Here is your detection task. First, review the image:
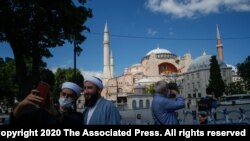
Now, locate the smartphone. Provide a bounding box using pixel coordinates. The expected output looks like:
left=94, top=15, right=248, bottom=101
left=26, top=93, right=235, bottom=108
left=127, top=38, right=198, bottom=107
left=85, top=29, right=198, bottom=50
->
left=36, top=81, right=50, bottom=108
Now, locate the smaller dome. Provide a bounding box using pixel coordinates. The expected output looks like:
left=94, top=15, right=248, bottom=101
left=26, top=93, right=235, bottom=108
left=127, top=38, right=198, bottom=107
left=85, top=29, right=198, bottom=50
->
left=227, top=64, right=237, bottom=73
left=137, top=78, right=155, bottom=83
left=146, top=47, right=172, bottom=56
left=133, top=83, right=145, bottom=89
left=187, top=53, right=227, bottom=72
left=131, top=63, right=141, bottom=67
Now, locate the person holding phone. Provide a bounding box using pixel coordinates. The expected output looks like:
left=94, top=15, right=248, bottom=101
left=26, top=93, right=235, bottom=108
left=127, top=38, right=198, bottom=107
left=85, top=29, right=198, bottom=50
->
left=11, top=81, right=83, bottom=126
left=11, top=83, right=57, bottom=126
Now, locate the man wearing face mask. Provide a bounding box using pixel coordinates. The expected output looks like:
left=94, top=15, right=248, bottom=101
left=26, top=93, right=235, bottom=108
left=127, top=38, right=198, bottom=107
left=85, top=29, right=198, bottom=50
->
left=56, top=82, right=83, bottom=126
left=82, top=76, right=121, bottom=125
left=11, top=81, right=83, bottom=126
left=151, top=80, right=185, bottom=125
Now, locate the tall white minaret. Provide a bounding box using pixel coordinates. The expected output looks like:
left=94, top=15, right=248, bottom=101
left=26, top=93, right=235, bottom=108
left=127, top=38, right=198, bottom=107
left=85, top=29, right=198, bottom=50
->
left=216, top=24, right=224, bottom=62
left=103, top=21, right=111, bottom=86
left=110, top=51, right=114, bottom=78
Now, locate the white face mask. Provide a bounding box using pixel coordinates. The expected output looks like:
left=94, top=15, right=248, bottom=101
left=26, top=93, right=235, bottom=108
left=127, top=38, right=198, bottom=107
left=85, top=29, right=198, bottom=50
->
left=58, top=97, right=74, bottom=109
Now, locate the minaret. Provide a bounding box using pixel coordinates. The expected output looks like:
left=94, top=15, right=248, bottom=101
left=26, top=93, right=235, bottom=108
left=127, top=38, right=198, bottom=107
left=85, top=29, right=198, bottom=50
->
left=110, top=51, right=114, bottom=78
left=103, top=21, right=111, bottom=86
left=216, top=24, right=224, bottom=62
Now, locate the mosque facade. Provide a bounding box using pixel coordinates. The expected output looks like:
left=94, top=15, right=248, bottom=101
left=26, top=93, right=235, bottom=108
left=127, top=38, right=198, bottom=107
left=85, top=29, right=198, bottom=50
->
left=101, top=23, right=233, bottom=109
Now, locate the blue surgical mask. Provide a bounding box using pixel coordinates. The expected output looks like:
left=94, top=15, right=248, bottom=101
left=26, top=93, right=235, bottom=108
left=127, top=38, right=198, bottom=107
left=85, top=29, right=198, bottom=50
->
left=58, top=97, right=74, bottom=109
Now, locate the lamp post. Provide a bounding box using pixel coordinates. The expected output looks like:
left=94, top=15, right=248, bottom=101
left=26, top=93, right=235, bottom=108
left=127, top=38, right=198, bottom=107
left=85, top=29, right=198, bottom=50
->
left=73, top=39, right=83, bottom=81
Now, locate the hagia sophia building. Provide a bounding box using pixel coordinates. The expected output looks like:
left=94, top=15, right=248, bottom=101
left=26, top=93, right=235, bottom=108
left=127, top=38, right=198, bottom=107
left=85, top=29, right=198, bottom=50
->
left=95, top=22, right=233, bottom=109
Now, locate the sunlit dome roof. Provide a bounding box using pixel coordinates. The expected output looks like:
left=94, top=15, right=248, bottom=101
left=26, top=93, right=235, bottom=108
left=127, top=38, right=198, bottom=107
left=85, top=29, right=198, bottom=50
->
left=131, top=63, right=141, bottom=67
left=227, top=64, right=237, bottom=73
left=146, top=47, right=172, bottom=56
left=137, top=78, right=155, bottom=83
left=187, top=52, right=227, bottom=72
left=133, top=83, right=145, bottom=89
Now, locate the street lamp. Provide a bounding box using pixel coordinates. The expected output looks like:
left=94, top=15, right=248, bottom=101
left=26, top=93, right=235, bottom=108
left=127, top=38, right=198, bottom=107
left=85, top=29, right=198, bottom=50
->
left=73, top=40, right=83, bottom=80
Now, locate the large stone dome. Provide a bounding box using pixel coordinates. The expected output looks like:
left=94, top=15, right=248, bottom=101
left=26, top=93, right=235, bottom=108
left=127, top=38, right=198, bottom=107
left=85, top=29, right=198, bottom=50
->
left=187, top=52, right=227, bottom=72
left=146, top=47, right=172, bottom=56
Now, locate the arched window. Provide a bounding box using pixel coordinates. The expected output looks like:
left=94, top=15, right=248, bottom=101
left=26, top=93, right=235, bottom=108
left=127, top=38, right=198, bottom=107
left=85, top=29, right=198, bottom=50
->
left=118, top=88, right=123, bottom=93
left=139, top=100, right=143, bottom=109
left=158, top=62, right=178, bottom=75
left=132, top=100, right=137, bottom=110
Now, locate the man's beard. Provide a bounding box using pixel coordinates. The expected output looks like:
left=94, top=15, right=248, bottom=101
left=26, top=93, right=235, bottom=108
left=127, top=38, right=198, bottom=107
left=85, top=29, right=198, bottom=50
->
left=84, top=92, right=99, bottom=107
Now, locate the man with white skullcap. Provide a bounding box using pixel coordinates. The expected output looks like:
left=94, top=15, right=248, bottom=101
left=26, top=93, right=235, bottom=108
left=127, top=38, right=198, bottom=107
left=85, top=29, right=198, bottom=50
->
left=56, top=81, right=83, bottom=125
left=12, top=81, right=83, bottom=126
left=59, top=82, right=81, bottom=112
left=83, top=76, right=121, bottom=125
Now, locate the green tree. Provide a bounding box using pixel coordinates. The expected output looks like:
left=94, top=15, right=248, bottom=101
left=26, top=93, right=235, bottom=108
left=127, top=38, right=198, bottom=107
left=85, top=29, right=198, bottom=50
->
left=224, top=81, right=246, bottom=95
left=0, top=57, right=56, bottom=106
left=0, top=57, right=19, bottom=106
left=0, top=0, right=92, bottom=99
left=146, top=84, right=155, bottom=94
left=206, top=56, right=225, bottom=98
left=53, top=68, right=83, bottom=102
left=237, top=56, right=250, bottom=92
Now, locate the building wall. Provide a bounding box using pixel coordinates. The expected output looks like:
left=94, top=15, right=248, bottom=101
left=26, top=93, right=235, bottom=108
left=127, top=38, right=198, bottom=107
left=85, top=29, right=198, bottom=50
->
left=182, top=67, right=232, bottom=107
left=142, top=53, right=159, bottom=76
left=127, top=94, right=153, bottom=110
left=141, top=53, right=187, bottom=76
left=181, top=53, right=192, bottom=73
left=103, top=50, right=193, bottom=101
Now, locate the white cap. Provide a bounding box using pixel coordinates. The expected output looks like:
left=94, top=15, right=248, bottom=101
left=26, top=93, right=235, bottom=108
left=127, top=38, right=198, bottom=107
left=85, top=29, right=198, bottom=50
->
left=61, top=82, right=81, bottom=96
left=84, top=76, right=103, bottom=89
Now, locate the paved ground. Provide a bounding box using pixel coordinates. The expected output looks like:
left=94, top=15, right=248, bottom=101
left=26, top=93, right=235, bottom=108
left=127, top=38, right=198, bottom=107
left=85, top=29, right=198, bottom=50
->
left=120, top=104, right=250, bottom=125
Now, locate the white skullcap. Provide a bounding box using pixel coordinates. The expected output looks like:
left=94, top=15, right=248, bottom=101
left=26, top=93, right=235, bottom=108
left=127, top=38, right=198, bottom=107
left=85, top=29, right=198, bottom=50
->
left=61, top=82, right=81, bottom=96
left=84, top=76, right=103, bottom=89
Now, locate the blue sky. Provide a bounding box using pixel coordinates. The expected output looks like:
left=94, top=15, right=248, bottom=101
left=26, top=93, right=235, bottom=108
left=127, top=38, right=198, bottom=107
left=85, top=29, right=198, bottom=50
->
left=1, top=0, right=250, bottom=77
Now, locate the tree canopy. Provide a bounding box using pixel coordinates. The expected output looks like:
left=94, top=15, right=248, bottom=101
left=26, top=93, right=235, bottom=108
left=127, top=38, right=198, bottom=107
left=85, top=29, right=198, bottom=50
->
left=237, top=56, right=250, bottom=92
left=225, top=81, right=246, bottom=95
left=53, top=68, right=83, bottom=101
left=0, top=57, right=18, bottom=106
left=0, top=0, right=92, bottom=99
left=206, top=56, right=225, bottom=98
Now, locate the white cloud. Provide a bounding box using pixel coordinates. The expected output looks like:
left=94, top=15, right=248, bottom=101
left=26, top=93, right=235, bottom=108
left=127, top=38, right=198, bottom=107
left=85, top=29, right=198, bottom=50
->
left=80, top=69, right=103, bottom=79
left=145, top=0, right=250, bottom=18
left=147, top=28, right=158, bottom=36
left=49, top=67, right=103, bottom=79
left=50, top=65, right=68, bottom=73
left=50, top=67, right=58, bottom=73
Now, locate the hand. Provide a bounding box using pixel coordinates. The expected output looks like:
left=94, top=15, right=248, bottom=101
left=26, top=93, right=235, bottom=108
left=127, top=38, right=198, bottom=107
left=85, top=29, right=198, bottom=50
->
left=20, top=90, right=44, bottom=107
left=13, top=89, right=44, bottom=118
left=170, top=89, right=178, bottom=96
